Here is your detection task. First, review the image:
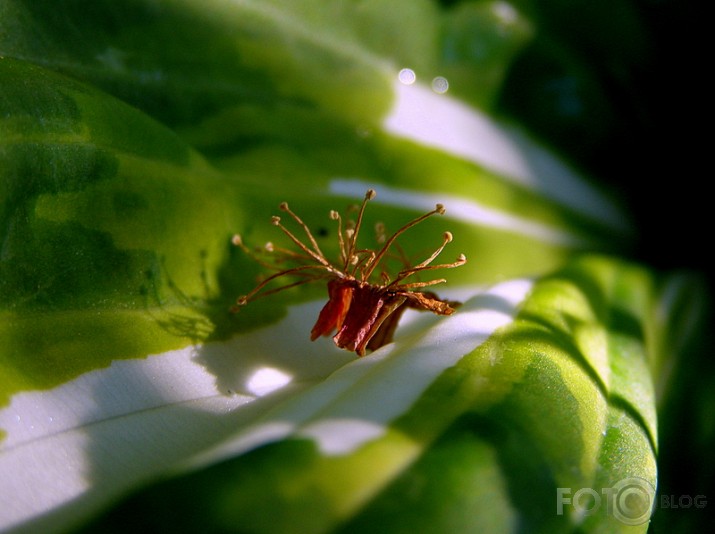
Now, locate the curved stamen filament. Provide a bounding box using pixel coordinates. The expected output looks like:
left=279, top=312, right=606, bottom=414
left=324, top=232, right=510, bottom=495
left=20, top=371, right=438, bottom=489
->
left=330, top=209, right=347, bottom=267
left=388, top=232, right=459, bottom=286
left=233, top=234, right=317, bottom=272
left=390, top=253, right=467, bottom=289
left=350, top=249, right=376, bottom=277
left=344, top=189, right=376, bottom=271
left=279, top=202, right=325, bottom=259
left=362, top=204, right=446, bottom=281
left=271, top=216, right=336, bottom=271
left=263, top=243, right=314, bottom=264
left=232, top=234, right=279, bottom=270
left=397, top=278, right=448, bottom=290
left=233, top=191, right=467, bottom=358
left=235, top=264, right=335, bottom=305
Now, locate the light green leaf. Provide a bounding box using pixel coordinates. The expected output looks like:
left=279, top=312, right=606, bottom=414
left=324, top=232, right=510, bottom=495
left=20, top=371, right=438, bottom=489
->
left=0, top=45, right=627, bottom=402
left=0, top=1, right=706, bottom=533
left=60, top=256, right=677, bottom=533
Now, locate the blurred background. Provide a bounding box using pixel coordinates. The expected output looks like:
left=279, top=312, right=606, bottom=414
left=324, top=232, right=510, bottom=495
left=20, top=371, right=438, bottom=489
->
left=492, top=0, right=708, bottom=275
left=488, top=1, right=711, bottom=530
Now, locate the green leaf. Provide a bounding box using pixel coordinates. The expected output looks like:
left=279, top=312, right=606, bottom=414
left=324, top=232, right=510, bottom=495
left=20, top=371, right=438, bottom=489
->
left=0, top=57, right=240, bottom=400
left=0, top=46, right=628, bottom=402
left=68, top=256, right=674, bottom=533
left=0, top=1, right=707, bottom=533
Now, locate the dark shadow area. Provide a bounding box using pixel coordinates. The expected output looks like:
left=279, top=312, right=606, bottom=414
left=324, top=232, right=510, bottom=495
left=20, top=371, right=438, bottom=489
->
left=498, top=0, right=711, bottom=278
left=650, top=298, right=713, bottom=532
left=339, top=408, right=574, bottom=533
left=73, top=438, right=336, bottom=534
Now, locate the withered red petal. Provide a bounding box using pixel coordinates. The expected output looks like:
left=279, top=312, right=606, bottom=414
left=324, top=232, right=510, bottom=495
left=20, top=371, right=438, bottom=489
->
left=310, top=279, right=354, bottom=340
left=333, top=285, right=406, bottom=356
left=365, top=301, right=409, bottom=353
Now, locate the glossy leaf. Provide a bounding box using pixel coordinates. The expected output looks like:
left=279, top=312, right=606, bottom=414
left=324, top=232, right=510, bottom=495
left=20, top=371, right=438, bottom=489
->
left=0, top=49, right=628, bottom=402
left=71, top=257, right=673, bottom=533
left=0, top=1, right=705, bottom=533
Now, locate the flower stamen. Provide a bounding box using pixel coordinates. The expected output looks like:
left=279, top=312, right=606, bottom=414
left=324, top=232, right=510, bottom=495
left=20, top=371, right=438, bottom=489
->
left=233, top=190, right=467, bottom=356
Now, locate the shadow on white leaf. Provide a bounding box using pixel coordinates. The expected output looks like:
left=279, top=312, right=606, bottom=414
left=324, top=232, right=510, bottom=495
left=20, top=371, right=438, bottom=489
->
left=1, top=281, right=532, bottom=534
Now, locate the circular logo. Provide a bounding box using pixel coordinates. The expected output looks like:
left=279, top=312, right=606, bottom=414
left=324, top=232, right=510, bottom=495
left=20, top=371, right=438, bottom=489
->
left=611, top=477, right=656, bottom=525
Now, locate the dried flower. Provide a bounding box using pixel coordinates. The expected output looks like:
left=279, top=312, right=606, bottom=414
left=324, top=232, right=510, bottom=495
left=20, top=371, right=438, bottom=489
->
left=233, top=189, right=466, bottom=356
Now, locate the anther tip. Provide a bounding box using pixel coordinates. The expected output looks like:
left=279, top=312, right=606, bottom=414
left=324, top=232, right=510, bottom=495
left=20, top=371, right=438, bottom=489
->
left=366, top=189, right=377, bottom=200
